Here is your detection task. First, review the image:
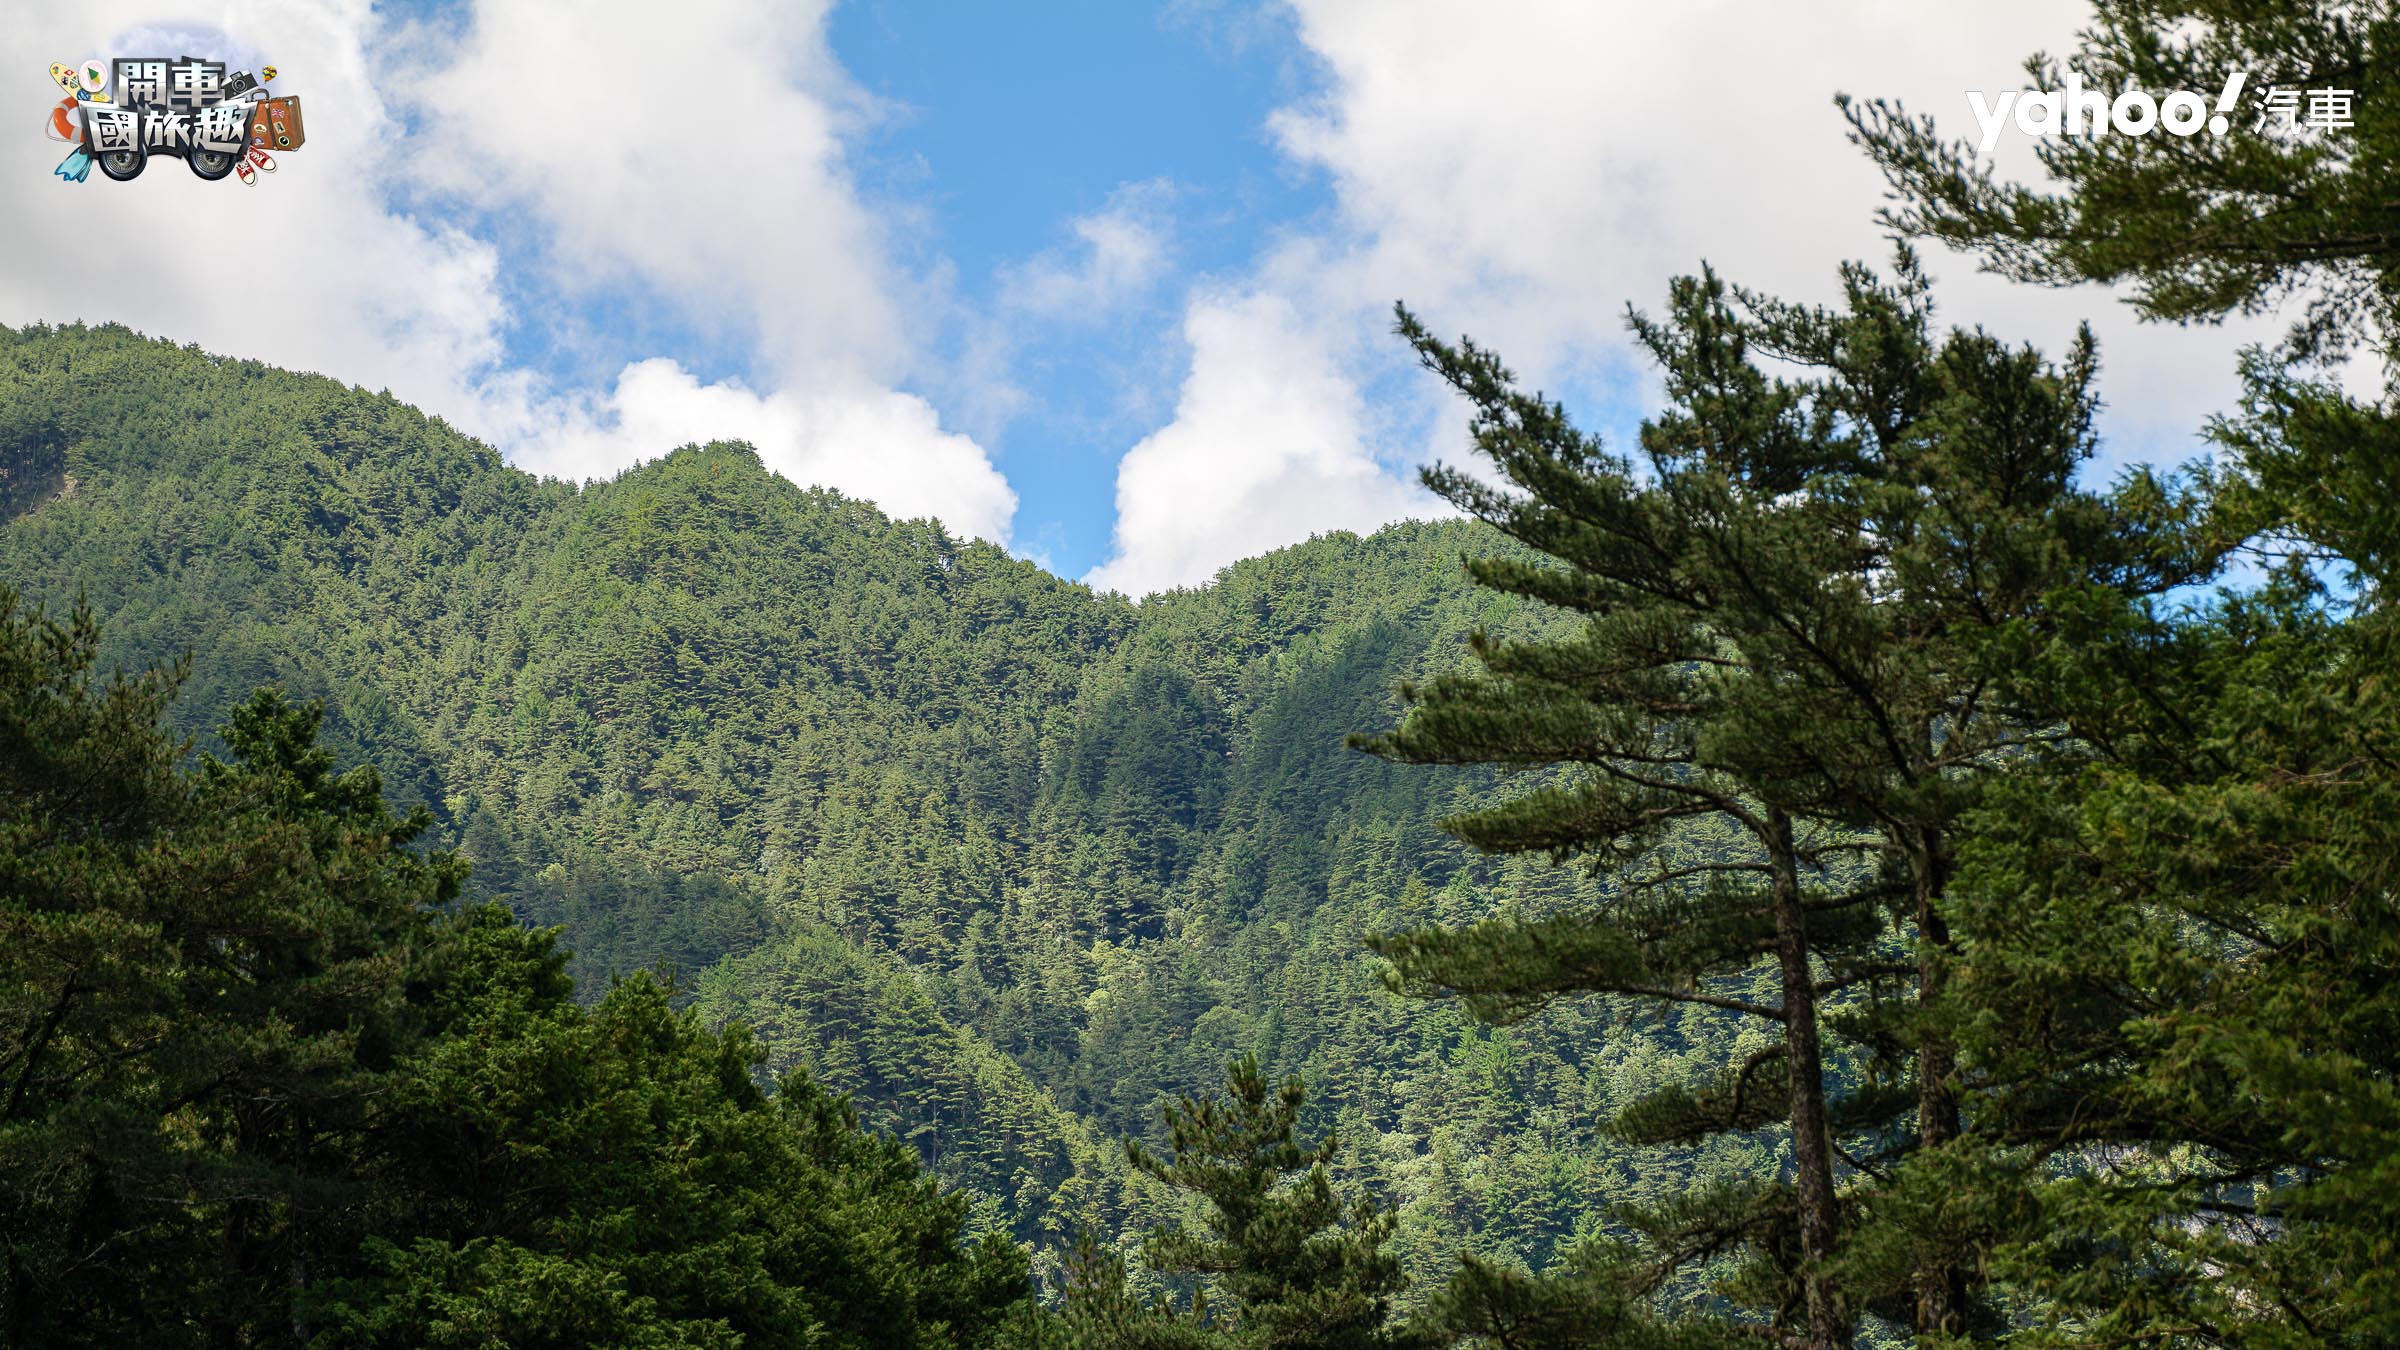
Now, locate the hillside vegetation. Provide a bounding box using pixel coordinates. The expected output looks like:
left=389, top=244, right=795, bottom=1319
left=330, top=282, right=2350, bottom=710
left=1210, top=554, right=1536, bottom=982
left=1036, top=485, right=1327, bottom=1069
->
left=10, top=5, right=2400, bottom=1336
left=0, top=322, right=1755, bottom=1299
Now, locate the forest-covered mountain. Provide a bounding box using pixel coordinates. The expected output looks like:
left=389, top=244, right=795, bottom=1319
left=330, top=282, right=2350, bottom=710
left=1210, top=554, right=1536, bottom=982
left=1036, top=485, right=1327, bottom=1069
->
left=0, top=320, right=1763, bottom=1297
left=13, top=7, right=2400, bottom=1345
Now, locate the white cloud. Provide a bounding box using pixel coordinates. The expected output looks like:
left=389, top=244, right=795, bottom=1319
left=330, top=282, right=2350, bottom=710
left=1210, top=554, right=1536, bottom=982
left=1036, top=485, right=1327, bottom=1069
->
left=1085, top=291, right=1436, bottom=598
left=508, top=358, right=1014, bottom=539
left=1, top=0, right=511, bottom=422
left=6, top=2, right=2307, bottom=581
left=998, top=180, right=1175, bottom=321
left=1264, top=0, right=2279, bottom=389
left=1090, top=0, right=2289, bottom=592
left=392, top=0, right=1018, bottom=539
left=0, top=0, right=1017, bottom=544
left=398, top=0, right=907, bottom=388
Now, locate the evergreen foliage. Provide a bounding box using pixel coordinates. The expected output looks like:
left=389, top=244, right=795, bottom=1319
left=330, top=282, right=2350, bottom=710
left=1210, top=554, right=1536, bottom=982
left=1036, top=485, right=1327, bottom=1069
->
left=0, top=586, right=1031, bottom=1346
left=0, top=321, right=1708, bottom=1306
left=1130, top=1057, right=1417, bottom=1348
left=1841, top=2, right=2400, bottom=1341
left=7, top=3, right=2400, bottom=1337
left=1841, top=0, right=2400, bottom=363
left=1359, top=250, right=2206, bottom=1343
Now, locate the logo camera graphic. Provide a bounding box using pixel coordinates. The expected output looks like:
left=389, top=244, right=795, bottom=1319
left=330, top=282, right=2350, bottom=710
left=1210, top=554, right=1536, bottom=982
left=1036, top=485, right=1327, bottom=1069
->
left=42, top=54, right=303, bottom=185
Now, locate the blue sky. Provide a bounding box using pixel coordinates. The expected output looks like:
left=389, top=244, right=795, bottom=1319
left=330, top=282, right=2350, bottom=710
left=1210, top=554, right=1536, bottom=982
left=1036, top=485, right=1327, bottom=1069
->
left=826, top=1, right=1331, bottom=575
left=351, top=0, right=1339, bottom=577
left=3, top=1, right=2287, bottom=595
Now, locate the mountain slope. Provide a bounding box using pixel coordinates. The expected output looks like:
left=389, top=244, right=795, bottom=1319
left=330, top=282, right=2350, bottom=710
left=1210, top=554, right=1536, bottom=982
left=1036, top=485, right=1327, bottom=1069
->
left=0, top=322, right=1764, bottom=1294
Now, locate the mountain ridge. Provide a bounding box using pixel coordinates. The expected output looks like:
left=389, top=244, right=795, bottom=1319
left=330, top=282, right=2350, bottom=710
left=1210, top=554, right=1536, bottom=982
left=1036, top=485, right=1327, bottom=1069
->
left=0, top=319, right=1757, bottom=1296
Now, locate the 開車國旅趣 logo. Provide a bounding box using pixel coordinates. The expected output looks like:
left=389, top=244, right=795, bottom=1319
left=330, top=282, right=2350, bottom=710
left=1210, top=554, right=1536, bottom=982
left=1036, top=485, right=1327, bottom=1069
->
left=1966, top=71, right=2355, bottom=152
left=42, top=55, right=304, bottom=185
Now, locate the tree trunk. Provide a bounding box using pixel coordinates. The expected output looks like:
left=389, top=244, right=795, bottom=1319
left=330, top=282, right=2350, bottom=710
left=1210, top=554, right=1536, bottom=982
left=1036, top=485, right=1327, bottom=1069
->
left=1912, top=836, right=1965, bottom=1337
left=1769, top=808, right=1847, bottom=1350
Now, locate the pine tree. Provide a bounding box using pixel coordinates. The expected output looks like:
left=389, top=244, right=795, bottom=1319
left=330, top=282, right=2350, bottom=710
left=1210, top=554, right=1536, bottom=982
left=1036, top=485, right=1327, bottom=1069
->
left=1053, top=1235, right=1218, bottom=1350
left=1841, top=0, right=2400, bottom=364
left=0, top=592, right=195, bottom=1339
left=0, top=592, right=466, bottom=1344
left=1840, top=3, right=2400, bottom=1336
left=1412, top=1245, right=1732, bottom=1350
left=0, top=588, right=1037, bottom=1347
left=1103, top=1057, right=1419, bottom=1350
left=1361, top=250, right=2197, bottom=1341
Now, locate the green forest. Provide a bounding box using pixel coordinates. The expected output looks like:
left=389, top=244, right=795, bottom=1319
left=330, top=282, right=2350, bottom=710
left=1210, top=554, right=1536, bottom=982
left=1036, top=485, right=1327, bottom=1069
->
left=4, top=3, right=2397, bottom=1345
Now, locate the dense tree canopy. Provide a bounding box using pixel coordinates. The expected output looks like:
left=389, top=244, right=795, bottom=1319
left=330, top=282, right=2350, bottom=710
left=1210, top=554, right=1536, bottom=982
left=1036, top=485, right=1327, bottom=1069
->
left=1831, top=2, right=2400, bottom=1342
left=8, top=2, right=2400, bottom=1341
left=0, top=586, right=1032, bottom=1347
left=0, top=321, right=1719, bottom=1313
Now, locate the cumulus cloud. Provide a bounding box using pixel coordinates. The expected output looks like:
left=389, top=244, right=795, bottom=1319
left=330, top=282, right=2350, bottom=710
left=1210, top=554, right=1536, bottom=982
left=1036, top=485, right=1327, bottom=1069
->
left=398, top=0, right=908, bottom=388
left=1, top=0, right=1017, bottom=543
left=1085, top=290, right=1436, bottom=598
left=1267, top=0, right=2282, bottom=402
left=1, top=0, right=511, bottom=421
left=6, top=2, right=2302, bottom=581
left=507, top=359, right=1014, bottom=539
left=1088, top=0, right=2285, bottom=592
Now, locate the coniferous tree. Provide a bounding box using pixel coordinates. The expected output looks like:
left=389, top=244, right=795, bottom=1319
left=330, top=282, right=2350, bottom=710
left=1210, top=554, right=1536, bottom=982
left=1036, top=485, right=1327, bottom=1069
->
left=0, top=589, right=465, bottom=1344
left=9, top=316, right=1672, bottom=1278
left=1091, top=1057, right=1419, bottom=1350
left=0, top=588, right=1036, bottom=1347
left=1, top=591, right=203, bottom=1338
left=34, top=302, right=2337, bottom=1322
left=1841, top=0, right=2400, bottom=365
left=1361, top=251, right=2202, bottom=1341
left=1839, top=3, right=2400, bottom=1337
left=319, top=919, right=1034, bottom=1350
left=1053, top=1236, right=1217, bottom=1350
left=1411, top=1245, right=1731, bottom=1350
